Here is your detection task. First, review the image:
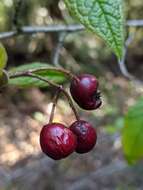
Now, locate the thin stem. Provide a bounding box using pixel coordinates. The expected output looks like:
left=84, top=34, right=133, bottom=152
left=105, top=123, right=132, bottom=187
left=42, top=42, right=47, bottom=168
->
left=19, top=72, right=60, bottom=88
left=61, top=90, right=79, bottom=121
left=9, top=72, right=79, bottom=120
left=49, top=88, right=61, bottom=123
left=9, top=67, right=75, bottom=79
left=52, top=32, right=67, bottom=67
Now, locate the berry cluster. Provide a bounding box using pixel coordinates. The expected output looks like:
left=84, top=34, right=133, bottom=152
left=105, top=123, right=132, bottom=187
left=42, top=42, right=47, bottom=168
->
left=40, top=74, right=101, bottom=160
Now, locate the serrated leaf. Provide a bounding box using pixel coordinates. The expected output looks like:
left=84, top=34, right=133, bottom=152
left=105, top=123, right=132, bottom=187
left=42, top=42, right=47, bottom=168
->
left=64, top=0, right=124, bottom=59
left=122, top=97, right=143, bottom=164
left=9, top=62, right=66, bottom=88
left=0, top=43, right=8, bottom=70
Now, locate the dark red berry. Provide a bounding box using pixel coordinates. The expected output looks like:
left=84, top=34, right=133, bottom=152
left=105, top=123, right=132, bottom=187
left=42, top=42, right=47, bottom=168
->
left=70, top=120, right=97, bottom=154
left=70, top=74, right=102, bottom=110
left=40, top=123, right=77, bottom=160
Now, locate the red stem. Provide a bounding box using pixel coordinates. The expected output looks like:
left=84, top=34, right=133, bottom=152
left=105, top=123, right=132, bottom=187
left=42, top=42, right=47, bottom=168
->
left=49, top=88, right=61, bottom=123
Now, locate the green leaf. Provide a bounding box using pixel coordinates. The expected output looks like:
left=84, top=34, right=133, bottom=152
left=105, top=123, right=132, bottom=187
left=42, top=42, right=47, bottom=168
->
left=64, top=0, right=124, bottom=59
left=0, top=43, right=8, bottom=71
left=8, top=62, right=67, bottom=88
left=122, top=97, right=143, bottom=164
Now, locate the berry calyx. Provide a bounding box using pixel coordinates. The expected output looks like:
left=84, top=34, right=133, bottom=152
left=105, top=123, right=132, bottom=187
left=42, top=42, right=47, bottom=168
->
left=40, top=123, right=77, bottom=160
left=70, top=120, right=97, bottom=154
left=70, top=74, right=102, bottom=110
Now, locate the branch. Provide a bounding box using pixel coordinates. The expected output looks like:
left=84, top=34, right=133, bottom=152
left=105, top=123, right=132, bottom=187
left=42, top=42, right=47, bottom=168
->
left=52, top=32, right=67, bottom=67
left=118, top=35, right=135, bottom=79
left=0, top=25, right=84, bottom=39
left=0, top=31, right=17, bottom=39
left=118, top=34, right=143, bottom=86
left=0, top=20, right=143, bottom=40
left=127, top=19, right=143, bottom=27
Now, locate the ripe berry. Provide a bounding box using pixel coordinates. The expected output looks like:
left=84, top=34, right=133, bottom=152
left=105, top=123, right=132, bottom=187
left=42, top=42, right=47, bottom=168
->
left=70, top=74, right=102, bottom=110
left=70, top=120, right=97, bottom=154
left=40, top=123, right=77, bottom=160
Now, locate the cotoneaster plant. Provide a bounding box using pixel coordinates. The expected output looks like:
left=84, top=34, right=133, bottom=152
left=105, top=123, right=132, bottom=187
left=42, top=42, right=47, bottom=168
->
left=1, top=51, right=102, bottom=161
left=0, top=0, right=125, bottom=161
left=7, top=67, right=102, bottom=160
left=36, top=72, right=101, bottom=160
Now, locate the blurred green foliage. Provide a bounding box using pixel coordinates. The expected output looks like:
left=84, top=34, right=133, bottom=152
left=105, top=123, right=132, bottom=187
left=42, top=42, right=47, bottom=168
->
left=0, top=43, right=7, bottom=71
left=0, top=0, right=142, bottom=30
left=105, top=117, right=124, bottom=135
left=122, top=97, right=143, bottom=164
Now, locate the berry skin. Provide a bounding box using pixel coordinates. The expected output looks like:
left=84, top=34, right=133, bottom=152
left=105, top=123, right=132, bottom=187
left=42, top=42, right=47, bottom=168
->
left=40, top=123, right=77, bottom=160
left=70, top=74, right=102, bottom=110
left=70, top=120, right=97, bottom=154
